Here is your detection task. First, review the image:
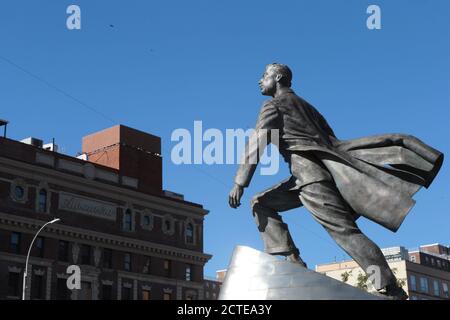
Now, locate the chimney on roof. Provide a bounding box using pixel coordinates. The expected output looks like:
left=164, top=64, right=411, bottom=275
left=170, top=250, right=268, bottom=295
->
left=82, top=125, right=162, bottom=195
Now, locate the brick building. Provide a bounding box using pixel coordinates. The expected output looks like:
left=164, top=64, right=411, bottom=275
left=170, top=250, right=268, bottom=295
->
left=203, top=277, right=222, bottom=300
left=316, top=244, right=450, bottom=300
left=0, top=124, right=212, bottom=300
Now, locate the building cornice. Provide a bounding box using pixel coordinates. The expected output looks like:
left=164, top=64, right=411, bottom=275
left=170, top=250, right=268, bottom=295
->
left=117, top=271, right=204, bottom=289
left=0, top=212, right=212, bottom=265
left=0, top=155, right=208, bottom=219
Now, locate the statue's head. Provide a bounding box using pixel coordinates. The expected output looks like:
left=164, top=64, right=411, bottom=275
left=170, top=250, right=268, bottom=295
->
left=259, top=63, right=292, bottom=96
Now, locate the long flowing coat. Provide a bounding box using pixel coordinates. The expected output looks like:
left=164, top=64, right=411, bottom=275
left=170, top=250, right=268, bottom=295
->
left=234, top=89, right=444, bottom=232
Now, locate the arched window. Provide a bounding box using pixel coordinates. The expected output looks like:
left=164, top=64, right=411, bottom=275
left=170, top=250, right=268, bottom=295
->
left=162, top=215, right=175, bottom=235
left=15, top=186, right=25, bottom=200
left=124, top=209, right=132, bottom=231
left=38, top=189, right=47, bottom=213
left=186, top=223, right=194, bottom=244
left=165, top=220, right=172, bottom=231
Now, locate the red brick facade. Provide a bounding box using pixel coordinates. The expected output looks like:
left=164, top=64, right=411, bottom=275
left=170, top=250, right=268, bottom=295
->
left=0, top=126, right=211, bottom=300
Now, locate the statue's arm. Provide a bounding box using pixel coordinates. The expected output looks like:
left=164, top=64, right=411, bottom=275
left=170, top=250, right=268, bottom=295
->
left=234, top=102, right=280, bottom=188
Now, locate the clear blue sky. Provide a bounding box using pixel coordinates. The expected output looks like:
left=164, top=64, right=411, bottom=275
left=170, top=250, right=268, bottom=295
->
left=1, top=0, right=449, bottom=278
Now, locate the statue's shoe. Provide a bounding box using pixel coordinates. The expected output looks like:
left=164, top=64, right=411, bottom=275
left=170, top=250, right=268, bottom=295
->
left=374, top=284, right=409, bottom=300
left=285, top=253, right=308, bottom=268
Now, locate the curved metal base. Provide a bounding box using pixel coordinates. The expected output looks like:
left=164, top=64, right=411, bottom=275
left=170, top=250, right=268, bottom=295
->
left=219, top=246, right=383, bottom=300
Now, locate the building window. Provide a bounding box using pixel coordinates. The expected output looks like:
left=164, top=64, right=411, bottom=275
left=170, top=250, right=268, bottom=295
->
left=410, top=255, right=416, bottom=262
left=437, top=260, right=441, bottom=268
left=8, top=272, right=21, bottom=297
left=123, top=209, right=133, bottom=231
left=185, top=265, right=192, bottom=281
left=162, top=215, right=175, bottom=235
left=431, top=258, right=435, bottom=266
left=56, top=278, right=69, bottom=300
left=409, top=275, right=416, bottom=291
left=205, top=291, right=210, bottom=299
left=433, top=280, right=440, bottom=296
left=58, top=240, right=69, bottom=262
left=103, top=248, right=113, bottom=269
left=122, top=286, right=132, bottom=300
left=80, top=281, right=92, bottom=300
left=11, top=179, right=28, bottom=203
left=185, top=291, right=197, bottom=300
left=142, top=290, right=151, bottom=300
left=164, top=260, right=171, bottom=277
left=81, top=244, right=91, bottom=265
left=38, top=189, right=48, bottom=213
left=163, top=293, right=171, bottom=300
left=10, top=232, right=21, bottom=254
left=186, top=223, right=194, bottom=244
left=102, top=285, right=113, bottom=300
left=443, top=283, right=449, bottom=298
left=15, top=186, right=25, bottom=199
left=35, top=236, right=44, bottom=258
left=124, top=253, right=132, bottom=271
left=15, top=186, right=26, bottom=201
left=141, top=211, right=154, bottom=231
left=212, top=293, right=217, bottom=299
left=419, top=277, right=428, bottom=293
left=143, top=257, right=151, bottom=274
left=425, top=256, right=430, bottom=264
left=31, top=274, right=45, bottom=300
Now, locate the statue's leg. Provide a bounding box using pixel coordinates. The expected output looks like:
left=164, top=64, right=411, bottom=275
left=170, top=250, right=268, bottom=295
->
left=251, top=177, right=302, bottom=256
left=299, top=181, right=397, bottom=290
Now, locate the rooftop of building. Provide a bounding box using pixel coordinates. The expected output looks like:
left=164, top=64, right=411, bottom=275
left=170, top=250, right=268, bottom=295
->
left=316, top=243, right=450, bottom=268
left=0, top=124, right=205, bottom=211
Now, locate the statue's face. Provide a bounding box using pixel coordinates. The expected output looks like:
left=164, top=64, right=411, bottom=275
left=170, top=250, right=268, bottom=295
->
left=259, top=66, right=278, bottom=96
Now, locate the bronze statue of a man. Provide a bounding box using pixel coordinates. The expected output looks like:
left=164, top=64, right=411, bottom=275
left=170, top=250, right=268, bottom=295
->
left=228, top=63, right=443, bottom=300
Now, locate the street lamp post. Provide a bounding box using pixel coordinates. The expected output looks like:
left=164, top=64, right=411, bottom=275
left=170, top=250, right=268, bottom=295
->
left=22, top=218, right=60, bottom=300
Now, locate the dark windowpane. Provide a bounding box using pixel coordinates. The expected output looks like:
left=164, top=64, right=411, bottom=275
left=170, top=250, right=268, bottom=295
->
left=103, top=248, right=113, bottom=269
left=186, top=265, right=192, bottom=281
left=8, top=272, right=21, bottom=297
left=124, top=253, right=131, bottom=271
left=143, top=215, right=150, bottom=226
left=122, top=287, right=132, bottom=300
left=144, top=257, right=151, bottom=274
left=14, top=186, right=25, bottom=199
left=81, top=245, right=91, bottom=265
left=56, top=278, right=69, bottom=300
left=79, top=281, right=92, bottom=300
left=35, top=237, right=44, bottom=258
left=186, top=223, right=194, bottom=243
left=124, top=210, right=132, bottom=231
left=38, top=189, right=47, bottom=212
left=58, top=241, right=69, bottom=262
left=164, top=260, right=171, bottom=277
left=31, top=274, right=45, bottom=300
left=102, top=285, right=113, bottom=300
left=10, top=232, right=21, bottom=254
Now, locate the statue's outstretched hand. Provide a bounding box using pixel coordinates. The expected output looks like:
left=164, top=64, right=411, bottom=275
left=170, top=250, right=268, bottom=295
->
left=228, top=183, right=244, bottom=209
